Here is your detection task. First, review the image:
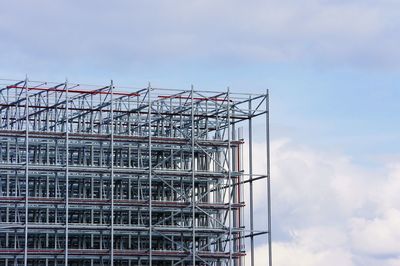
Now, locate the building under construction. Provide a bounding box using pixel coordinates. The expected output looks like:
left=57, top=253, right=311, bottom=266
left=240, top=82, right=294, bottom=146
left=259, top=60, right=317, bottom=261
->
left=0, top=78, right=271, bottom=266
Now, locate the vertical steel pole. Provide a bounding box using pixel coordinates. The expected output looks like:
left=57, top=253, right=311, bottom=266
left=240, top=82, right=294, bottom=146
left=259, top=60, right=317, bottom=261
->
left=24, top=77, right=29, bottom=266
left=227, top=88, right=232, bottom=265
left=148, top=84, right=152, bottom=265
left=110, top=80, right=114, bottom=266
left=266, top=91, right=272, bottom=266
left=248, top=97, right=254, bottom=266
left=191, top=85, right=196, bottom=265
left=65, top=79, right=69, bottom=266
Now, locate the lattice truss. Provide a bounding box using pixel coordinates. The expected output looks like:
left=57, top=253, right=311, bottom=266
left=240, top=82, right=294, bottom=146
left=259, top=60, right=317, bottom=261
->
left=0, top=78, right=270, bottom=266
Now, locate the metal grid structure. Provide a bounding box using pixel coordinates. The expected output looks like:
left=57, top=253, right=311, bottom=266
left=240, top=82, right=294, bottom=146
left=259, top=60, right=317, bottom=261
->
left=0, top=78, right=271, bottom=266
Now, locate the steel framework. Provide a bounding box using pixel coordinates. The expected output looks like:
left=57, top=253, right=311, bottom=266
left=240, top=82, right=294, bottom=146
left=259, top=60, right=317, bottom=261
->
left=0, top=78, right=271, bottom=266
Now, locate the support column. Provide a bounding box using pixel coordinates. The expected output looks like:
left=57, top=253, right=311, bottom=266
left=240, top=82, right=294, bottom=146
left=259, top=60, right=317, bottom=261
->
left=110, top=80, right=115, bottom=266
left=148, top=85, right=153, bottom=265
left=227, top=88, right=232, bottom=265
left=24, top=77, right=29, bottom=266
left=191, top=86, right=196, bottom=266
left=248, top=97, right=254, bottom=266
left=65, top=80, right=69, bottom=266
left=266, top=91, right=272, bottom=266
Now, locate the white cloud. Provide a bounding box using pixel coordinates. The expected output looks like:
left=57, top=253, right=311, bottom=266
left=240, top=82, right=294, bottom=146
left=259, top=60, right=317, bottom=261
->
left=273, top=240, right=354, bottom=266
left=269, top=138, right=379, bottom=227
left=350, top=208, right=400, bottom=256
left=379, top=163, right=400, bottom=210
left=250, top=138, right=400, bottom=265
left=248, top=228, right=353, bottom=266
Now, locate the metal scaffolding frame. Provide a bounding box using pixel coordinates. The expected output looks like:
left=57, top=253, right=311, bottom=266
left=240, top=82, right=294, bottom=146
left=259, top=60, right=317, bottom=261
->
left=0, top=78, right=271, bottom=266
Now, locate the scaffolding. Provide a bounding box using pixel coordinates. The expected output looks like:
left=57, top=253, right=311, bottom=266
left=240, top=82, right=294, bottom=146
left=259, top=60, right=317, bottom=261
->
left=0, top=78, right=271, bottom=266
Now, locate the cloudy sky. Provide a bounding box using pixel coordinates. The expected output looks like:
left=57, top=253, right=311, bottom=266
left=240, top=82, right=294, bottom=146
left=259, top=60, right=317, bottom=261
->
left=1, top=1, right=399, bottom=265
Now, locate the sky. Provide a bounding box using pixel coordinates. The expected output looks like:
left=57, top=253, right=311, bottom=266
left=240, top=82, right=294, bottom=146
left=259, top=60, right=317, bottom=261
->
left=0, top=0, right=399, bottom=265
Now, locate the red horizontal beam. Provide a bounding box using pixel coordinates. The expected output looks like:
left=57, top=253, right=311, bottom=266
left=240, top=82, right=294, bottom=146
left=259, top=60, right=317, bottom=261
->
left=0, top=197, right=244, bottom=209
left=6, top=85, right=140, bottom=97
left=0, top=249, right=245, bottom=258
left=158, top=95, right=232, bottom=102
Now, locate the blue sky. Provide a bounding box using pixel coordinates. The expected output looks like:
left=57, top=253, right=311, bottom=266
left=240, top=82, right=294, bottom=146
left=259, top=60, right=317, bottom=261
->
left=1, top=1, right=399, bottom=265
